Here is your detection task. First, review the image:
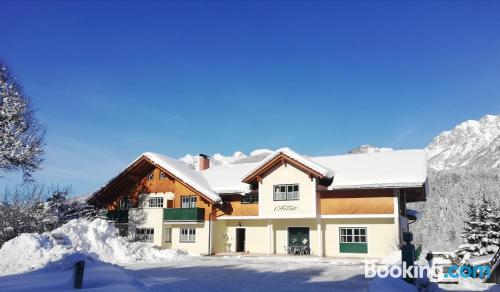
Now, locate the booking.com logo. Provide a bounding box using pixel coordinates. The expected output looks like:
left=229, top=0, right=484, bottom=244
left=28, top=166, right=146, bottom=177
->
left=444, top=265, right=491, bottom=279
left=365, top=261, right=491, bottom=279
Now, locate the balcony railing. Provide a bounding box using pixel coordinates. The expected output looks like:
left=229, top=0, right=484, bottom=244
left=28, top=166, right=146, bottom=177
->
left=163, top=208, right=205, bottom=222
left=106, top=209, right=129, bottom=223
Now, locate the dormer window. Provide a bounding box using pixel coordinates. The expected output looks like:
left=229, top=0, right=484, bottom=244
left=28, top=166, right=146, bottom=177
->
left=159, top=171, right=167, bottom=180
left=273, top=184, right=299, bottom=201
left=147, top=172, right=154, bottom=180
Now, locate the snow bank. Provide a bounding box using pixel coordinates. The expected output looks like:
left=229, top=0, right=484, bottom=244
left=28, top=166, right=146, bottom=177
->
left=377, top=250, right=402, bottom=265
left=0, top=219, right=190, bottom=276
left=468, top=254, right=495, bottom=266
left=0, top=259, right=146, bottom=291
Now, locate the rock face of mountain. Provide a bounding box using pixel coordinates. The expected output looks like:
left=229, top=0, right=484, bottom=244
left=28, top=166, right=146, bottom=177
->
left=179, top=114, right=500, bottom=173
left=345, top=145, right=394, bottom=154
left=426, top=114, right=500, bottom=171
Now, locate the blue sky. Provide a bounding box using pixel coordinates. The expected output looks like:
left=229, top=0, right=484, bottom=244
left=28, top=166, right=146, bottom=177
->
left=1, top=1, right=499, bottom=196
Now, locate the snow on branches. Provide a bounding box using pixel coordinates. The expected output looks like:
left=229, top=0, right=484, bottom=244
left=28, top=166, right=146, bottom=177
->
left=0, top=63, right=44, bottom=180
left=454, top=197, right=500, bottom=264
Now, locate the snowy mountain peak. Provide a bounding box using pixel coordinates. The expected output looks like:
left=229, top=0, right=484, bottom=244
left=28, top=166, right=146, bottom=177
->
left=426, top=114, right=500, bottom=171
left=178, top=149, right=272, bottom=169
left=346, top=145, right=394, bottom=155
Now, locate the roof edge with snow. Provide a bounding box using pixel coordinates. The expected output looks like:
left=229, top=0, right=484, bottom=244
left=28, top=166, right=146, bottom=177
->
left=241, top=147, right=333, bottom=183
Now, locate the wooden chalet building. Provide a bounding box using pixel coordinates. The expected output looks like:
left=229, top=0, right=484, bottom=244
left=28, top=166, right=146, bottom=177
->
left=87, top=147, right=428, bottom=258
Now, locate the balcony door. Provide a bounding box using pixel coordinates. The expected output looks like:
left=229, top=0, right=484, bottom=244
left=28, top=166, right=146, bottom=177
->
left=181, top=196, right=197, bottom=208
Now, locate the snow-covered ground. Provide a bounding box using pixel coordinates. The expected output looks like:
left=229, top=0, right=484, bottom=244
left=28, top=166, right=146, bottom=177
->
left=124, top=256, right=369, bottom=291
left=0, top=255, right=370, bottom=291
left=1, top=255, right=499, bottom=291
left=0, top=219, right=498, bottom=291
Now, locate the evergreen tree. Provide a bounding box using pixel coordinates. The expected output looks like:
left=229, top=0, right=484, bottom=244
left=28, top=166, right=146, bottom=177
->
left=455, top=197, right=500, bottom=264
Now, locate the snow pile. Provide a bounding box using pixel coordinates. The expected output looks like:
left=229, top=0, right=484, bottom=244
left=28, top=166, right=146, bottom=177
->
left=377, top=250, right=402, bottom=266
left=0, top=219, right=189, bottom=276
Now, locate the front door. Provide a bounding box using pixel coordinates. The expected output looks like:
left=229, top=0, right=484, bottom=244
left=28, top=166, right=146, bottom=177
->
left=236, top=228, right=246, bottom=252
left=288, top=227, right=310, bottom=247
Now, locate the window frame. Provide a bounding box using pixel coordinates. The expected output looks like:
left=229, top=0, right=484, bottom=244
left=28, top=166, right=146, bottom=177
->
left=148, top=197, right=164, bottom=208
left=181, top=196, right=197, bottom=208
left=273, top=184, right=300, bottom=201
left=135, top=228, right=154, bottom=242
left=147, top=172, right=155, bottom=180
left=339, top=227, right=368, bottom=254
left=159, top=171, right=168, bottom=180
left=180, top=228, right=196, bottom=243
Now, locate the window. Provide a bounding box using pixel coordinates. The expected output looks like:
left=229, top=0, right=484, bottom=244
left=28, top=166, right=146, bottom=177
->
left=136, top=228, right=154, bottom=242
left=164, top=228, right=172, bottom=243
left=340, top=228, right=367, bottom=243
left=147, top=172, right=154, bottom=180
left=119, top=197, right=131, bottom=210
left=241, top=194, right=258, bottom=204
left=181, top=196, right=197, bottom=208
left=273, top=184, right=299, bottom=201
left=339, top=227, right=367, bottom=253
left=118, top=226, right=129, bottom=237
left=159, top=171, right=167, bottom=180
left=180, top=228, right=196, bottom=242
left=148, top=197, right=164, bottom=208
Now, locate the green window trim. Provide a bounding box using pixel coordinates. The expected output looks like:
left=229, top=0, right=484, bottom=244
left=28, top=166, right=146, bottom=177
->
left=339, top=227, right=368, bottom=254
left=340, top=242, right=368, bottom=253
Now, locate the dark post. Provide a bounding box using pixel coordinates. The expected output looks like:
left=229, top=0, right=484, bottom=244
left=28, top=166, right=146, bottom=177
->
left=401, top=232, right=415, bottom=284
left=73, top=260, right=85, bottom=289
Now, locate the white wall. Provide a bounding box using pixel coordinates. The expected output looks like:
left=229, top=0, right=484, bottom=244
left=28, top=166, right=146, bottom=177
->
left=162, top=222, right=211, bottom=255
left=259, top=163, right=317, bottom=218
left=225, top=220, right=269, bottom=253
left=129, top=208, right=164, bottom=246
left=322, top=218, right=398, bottom=258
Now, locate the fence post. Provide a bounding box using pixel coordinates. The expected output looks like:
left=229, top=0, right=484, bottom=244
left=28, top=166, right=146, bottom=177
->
left=73, top=260, right=85, bottom=289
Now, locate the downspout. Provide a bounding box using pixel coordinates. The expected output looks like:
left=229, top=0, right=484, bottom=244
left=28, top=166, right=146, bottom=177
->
left=208, top=215, right=212, bottom=255
left=208, top=205, right=214, bottom=256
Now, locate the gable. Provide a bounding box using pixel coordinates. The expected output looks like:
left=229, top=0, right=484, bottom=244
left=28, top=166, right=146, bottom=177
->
left=242, top=152, right=328, bottom=184
left=88, top=153, right=221, bottom=208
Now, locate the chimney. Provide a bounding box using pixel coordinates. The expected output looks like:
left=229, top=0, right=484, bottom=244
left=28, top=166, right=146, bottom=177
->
left=198, top=154, right=210, bottom=171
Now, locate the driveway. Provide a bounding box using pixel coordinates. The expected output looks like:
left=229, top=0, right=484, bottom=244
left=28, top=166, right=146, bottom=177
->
left=123, top=255, right=370, bottom=291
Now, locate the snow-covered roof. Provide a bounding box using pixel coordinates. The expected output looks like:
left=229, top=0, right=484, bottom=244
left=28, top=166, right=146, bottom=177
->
left=201, top=163, right=255, bottom=194
left=143, top=152, right=221, bottom=202
left=91, top=148, right=427, bottom=204
left=310, top=149, right=428, bottom=189
left=241, top=147, right=334, bottom=181
left=200, top=149, right=427, bottom=194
